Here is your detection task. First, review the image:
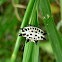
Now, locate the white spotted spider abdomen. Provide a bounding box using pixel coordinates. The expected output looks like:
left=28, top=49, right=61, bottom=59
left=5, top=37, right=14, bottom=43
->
left=19, top=25, right=46, bottom=45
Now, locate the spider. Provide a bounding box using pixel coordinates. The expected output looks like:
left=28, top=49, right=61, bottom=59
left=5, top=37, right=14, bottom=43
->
left=19, top=25, right=46, bottom=45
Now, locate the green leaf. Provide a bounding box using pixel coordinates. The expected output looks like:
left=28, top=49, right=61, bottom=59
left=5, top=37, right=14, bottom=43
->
left=39, top=0, right=62, bottom=62
left=60, top=0, right=62, bottom=19
left=23, top=0, right=39, bottom=62
left=10, top=0, right=35, bottom=62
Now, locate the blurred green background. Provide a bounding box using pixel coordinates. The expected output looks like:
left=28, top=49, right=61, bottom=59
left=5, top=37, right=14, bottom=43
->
left=0, top=0, right=62, bottom=62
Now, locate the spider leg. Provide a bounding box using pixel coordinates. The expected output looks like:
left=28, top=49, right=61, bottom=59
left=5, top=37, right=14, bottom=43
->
left=35, top=40, right=38, bottom=45
left=26, top=39, right=30, bottom=43
left=19, top=28, right=23, bottom=30
left=19, top=34, right=22, bottom=36
left=27, top=24, right=35, bottom=27
left=20, top=28, right=25, bottom=32
left=27, top=24, right=32, bottom=26
left=43, top=33, right=47, bottom=35
left=43, top=38, right=46, bottom=40
left=22, top=44, right=25, bottom=51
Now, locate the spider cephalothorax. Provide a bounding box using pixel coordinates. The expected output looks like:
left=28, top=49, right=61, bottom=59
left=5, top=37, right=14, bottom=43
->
left=19, top=25, right=46, bottom=45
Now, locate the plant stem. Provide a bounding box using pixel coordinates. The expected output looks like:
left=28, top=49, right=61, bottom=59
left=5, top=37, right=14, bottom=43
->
left=60, top=0, right=62, bottom=20
left=23, top=0, right=39, bottom=62
left=57, top=0, right=62, bottom=31
left=10, top=0, right=35, bottom=62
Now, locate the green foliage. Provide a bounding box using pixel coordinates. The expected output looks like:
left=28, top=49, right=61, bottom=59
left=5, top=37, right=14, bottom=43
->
left=23, top=0, right=39, bottom=62
left=0, top=0, right=62, bottom=62
left=60, top=0, right=62, bottom=19
left=10, top=0, right=35, bottom=62
left=39, top=0, right=62, bottom=62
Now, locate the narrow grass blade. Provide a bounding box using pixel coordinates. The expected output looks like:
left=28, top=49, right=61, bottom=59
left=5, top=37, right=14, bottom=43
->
left=10, top=0, right=35, bottom=62
left=60, top=0, right=62, bottom=20
left=39, top=0, right=62, bottom=62
left=23, top=0, right=39, bottom=62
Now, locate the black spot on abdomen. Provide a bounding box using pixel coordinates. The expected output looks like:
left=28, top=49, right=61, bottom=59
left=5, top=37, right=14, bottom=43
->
left=33, top=28, right=34, bottom=29
left=38, top=37, right=39, bottom=38
left=31, top=31, right=33, bottom=32
left=35, top=28, right=36, bottom=30
left=35, top=31, right=37, bottom=33
left=41, top=31, right=43, bottom=33
left=22, top=33, right=26, bottom=36
left=30, top=34, right=32, bottom=35
left=39, top=30, right=40, bottom=32
left=25, top=29, right=27, bottom=31
left=22, top=30, right=25, bottom=32
left=29, top=37, right=32, bottom=38
left=26, top=34, right=29, bottom=36
left=41, top=36, right=43, bottom=38
left=27, top=28, right=29, bottom=30
left=35, top=35, right=37, bottom=36
left=37, top=29, right=38, bottom=30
